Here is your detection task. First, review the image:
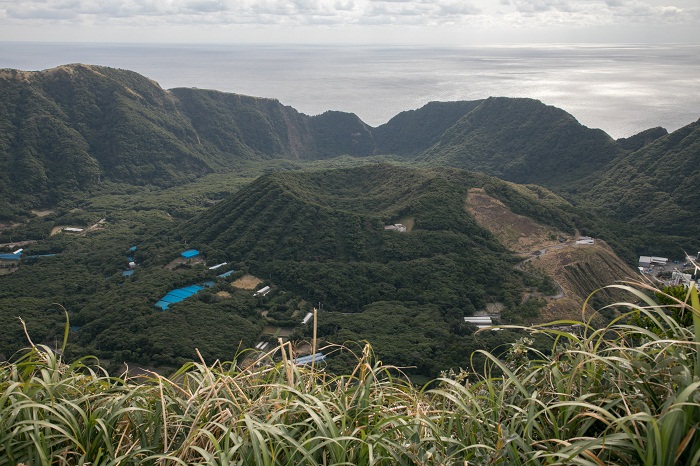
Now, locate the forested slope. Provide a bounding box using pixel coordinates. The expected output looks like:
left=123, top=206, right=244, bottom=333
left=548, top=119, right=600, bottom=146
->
left=586, top=118, right=700, bottom=238
left=418, top=97, right=624, bottom=192
left=0, top=65, right=378, bottom=215
left=372, top=100, right=482, bottom=155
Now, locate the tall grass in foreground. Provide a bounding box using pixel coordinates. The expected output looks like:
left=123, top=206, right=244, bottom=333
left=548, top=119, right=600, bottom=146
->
left=1, top=281, right=699, bottom=465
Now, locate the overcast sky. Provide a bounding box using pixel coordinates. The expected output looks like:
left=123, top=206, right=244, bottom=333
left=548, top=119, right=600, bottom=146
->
left=0, top=0, right=698, bottom=44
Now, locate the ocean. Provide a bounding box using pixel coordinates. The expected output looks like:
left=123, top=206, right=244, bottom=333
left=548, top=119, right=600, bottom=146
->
left=1, top=42, right=698, bottom=139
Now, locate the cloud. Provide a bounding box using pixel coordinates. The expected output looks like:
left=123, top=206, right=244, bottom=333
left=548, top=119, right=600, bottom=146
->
left=0, top=0, right=697, bottom=39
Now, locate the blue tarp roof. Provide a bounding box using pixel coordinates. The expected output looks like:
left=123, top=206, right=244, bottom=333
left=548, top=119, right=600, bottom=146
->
left=122, top=270, right=134, bottom=277
left=129, top=246, right=137, bottom=251
left=155, top=283, right=212, bottom=310
left=0, top=252, right=21, bottom=260
left=218, top=270, right=235, bottom=278
left=181, top=249, right=200, bottom=259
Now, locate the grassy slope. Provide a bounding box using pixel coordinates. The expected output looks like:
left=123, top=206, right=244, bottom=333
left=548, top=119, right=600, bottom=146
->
left=2, top=282, right=699, bottom=465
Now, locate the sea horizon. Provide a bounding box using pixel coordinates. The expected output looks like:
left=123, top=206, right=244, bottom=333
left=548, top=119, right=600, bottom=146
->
left=1, top=41, right=698, bottom=139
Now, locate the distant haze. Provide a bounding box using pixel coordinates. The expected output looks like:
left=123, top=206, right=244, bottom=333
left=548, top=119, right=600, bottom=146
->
left=1, top=42, right=698, bottom=139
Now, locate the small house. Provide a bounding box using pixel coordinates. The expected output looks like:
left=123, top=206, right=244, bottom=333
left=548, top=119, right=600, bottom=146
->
left=384, top=224, right=407, bottom=233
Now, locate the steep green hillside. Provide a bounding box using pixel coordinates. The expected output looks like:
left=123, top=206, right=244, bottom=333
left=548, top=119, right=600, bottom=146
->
left=616, top=126, right=668, bottom=151
left=587, top=119, right=700, bottom=238
left=183, top=165, right=517, bottom=310
left=171, top=87, right=311, bottom=161
left=171, top=89, right=376, bottom=160
left=180, top=164, right=592, bottom=376
left=0, top=65, right=211, bottom=208
left=0, top=65, right=379, bottom=213
left=419, top=97, right=624, bottom=192
left=372, top=100, right=482, bottom=155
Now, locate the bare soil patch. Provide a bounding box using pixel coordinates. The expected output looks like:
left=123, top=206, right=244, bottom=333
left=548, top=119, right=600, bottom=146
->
left=231, top=274, right=263, bottom=290
left=526, top=241, right=638, bottom=322
left=30, top=209, right=54, bottom=217
left=397, top=217, right=415, bottom=232
left=466, top=188, right=568, bottom=254
left=466, top=188, right=637, bottom=323
left=215, top=291, right=232, bottom=298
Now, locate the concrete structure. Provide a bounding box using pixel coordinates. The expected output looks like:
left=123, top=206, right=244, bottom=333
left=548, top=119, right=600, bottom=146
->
left=639, top=256, right=669, bottom=267
left=255, top=341, right=270, bottom=351
left=671, top=271, right=692, bottom=286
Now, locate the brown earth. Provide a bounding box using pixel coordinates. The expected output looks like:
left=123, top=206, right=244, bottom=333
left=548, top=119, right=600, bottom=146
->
left=397, top=217, right=415, bottom=232
left=466, top=188, right=570, bottom=254
left=30, top=210, right=54, bottom=217
left=231, top=274, right=263, bottom=290
left=466, top=188, right=638, bottom=322
left=525, top=242, right=638, bottom=322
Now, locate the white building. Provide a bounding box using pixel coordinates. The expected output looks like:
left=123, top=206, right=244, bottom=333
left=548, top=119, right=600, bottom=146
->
left=464, top=316, right=493, bottom=329
left=639, top=256, right=668, bottom=267
left=384, top=224, right=407, bottom=232
left=576, top=236, right=594, bottom=245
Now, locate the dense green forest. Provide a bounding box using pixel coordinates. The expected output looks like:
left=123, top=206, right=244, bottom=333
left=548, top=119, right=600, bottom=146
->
left=1, top=164, right=566, bottom=378
left=1, top=63, right=698, bottom=379
left=2, top=64, right=697, bottom=255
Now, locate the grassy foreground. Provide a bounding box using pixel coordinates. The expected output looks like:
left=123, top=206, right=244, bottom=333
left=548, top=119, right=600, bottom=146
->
left=2, top=282, right=700, bottom=465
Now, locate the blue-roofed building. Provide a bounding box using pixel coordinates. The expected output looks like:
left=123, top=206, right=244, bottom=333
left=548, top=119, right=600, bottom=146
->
left=218, top=270, right=235, bottom=278
left=155, top=282, right=213, bottom=310
left=0, top=250, right=22, bottom=261
left=25, top=254, right=57, bottom=259
left=128, top=246, right=137, bottom=251
left=122, top=270, right=134, bottom=277
left=181, top=249, right=200, bottom=259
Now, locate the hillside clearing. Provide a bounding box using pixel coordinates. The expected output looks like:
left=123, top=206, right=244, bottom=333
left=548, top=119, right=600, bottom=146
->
left=231, top=274, right=263, bottom=290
